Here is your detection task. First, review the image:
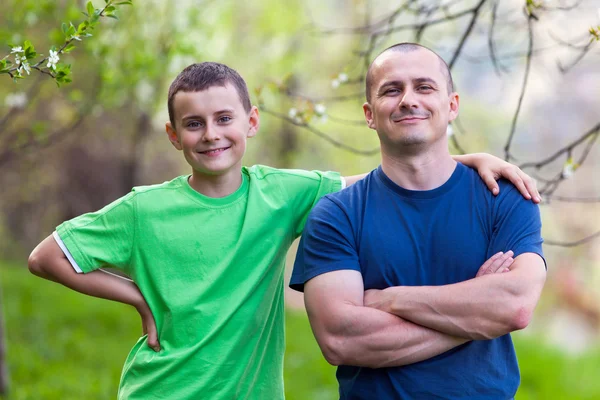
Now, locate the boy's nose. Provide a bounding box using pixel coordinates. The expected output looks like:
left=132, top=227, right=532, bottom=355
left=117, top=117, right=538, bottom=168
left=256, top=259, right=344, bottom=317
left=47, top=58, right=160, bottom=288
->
left=202, top=125, right=220, bottom=141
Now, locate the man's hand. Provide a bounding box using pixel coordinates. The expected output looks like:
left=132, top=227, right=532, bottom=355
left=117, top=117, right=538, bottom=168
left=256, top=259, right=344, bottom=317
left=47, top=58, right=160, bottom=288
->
left=136, top=301, right=160, bottom=352
left=365, top=251, right=515, bottom=313
left=453, top=153, right=541, bottom=203
left=475, top=251, right=514, bottom=277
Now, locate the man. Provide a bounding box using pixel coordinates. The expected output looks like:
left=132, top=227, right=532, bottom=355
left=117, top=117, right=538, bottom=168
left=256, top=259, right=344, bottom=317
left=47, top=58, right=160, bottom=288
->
left=290, top=43, right=546, bottom=399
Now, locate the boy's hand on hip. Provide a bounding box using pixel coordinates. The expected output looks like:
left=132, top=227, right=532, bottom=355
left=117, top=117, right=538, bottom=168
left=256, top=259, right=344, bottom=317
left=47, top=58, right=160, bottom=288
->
left=137, top=303, right=160, bottom=352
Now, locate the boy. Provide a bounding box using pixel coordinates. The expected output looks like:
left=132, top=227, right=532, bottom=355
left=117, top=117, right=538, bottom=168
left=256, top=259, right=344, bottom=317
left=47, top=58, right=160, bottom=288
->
left=28, top=62, right=539, bottom=399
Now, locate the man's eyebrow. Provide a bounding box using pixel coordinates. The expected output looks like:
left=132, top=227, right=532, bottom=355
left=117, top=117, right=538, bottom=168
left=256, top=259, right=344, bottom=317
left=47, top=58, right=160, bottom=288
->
left=413, top=77, right=438, bottom=86
left=379, top=80, right=403, bottom=90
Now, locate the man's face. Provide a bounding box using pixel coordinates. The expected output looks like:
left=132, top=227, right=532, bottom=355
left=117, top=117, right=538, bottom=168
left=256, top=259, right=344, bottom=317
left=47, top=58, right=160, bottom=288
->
left=363, top=49, right=458, bottom=151
left=166, top=83, right=258, bottom=178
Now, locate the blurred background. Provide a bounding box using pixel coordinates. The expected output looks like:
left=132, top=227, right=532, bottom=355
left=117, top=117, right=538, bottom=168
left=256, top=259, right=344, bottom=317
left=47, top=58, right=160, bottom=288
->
left=1, top=0, right=599, bottom=399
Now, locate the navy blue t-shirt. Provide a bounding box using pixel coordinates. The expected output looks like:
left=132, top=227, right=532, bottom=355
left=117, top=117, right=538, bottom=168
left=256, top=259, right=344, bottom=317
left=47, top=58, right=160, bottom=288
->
left=290, top=163, right=544, bottom=400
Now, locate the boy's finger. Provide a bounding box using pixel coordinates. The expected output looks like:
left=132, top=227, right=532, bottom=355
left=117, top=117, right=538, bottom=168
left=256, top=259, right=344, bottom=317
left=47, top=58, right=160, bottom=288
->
left=146, top=325, right=161, bottom=352
left=481, top=172, right=499, bottom=196
left=506, top=169, right=530, bottom=200
left=521, top=172, right=541, bottom=203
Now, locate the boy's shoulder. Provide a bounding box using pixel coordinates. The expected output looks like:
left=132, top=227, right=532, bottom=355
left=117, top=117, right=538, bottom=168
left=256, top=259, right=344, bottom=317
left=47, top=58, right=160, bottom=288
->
left=244, top=164, right=340, bottom=184
left=131, top=175, right=187, bottom=195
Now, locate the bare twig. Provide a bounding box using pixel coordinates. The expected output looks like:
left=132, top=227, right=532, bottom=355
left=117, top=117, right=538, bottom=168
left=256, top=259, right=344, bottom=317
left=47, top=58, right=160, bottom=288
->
left=262, top=107, right=379, bottom=156
left=519, top=121, right=600, bottom=169
left=504, top=13, right=535, bottom=161
left=448, top=0, right=487, bottom=69
left=544, top=230, right=600, bottom=247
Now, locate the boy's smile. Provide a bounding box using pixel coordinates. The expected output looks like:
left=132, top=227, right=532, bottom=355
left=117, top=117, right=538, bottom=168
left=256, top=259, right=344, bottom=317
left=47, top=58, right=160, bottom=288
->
left=165, top=84, right=259, bottom=196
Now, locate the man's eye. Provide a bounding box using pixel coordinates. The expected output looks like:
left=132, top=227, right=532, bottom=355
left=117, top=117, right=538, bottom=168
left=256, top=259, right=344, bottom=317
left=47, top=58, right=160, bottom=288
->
left=385, top=88, right=400, bottom=95
left=418, top=85, right=433, bottom=91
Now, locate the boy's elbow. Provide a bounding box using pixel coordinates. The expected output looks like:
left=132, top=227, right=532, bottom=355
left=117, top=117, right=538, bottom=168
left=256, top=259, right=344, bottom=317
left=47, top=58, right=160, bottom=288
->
left=28, top=246, right=53, bottom=278
left=28, top=249, right=44, bottom=276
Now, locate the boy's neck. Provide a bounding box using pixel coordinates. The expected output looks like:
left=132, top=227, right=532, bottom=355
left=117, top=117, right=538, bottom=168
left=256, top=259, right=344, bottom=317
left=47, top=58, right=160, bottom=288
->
left=188, top=169, right=243, bottom=198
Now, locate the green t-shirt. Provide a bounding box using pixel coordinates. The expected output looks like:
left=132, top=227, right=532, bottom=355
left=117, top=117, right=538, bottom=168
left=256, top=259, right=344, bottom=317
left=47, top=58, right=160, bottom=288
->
left=55, top=165, right=342, bottom=399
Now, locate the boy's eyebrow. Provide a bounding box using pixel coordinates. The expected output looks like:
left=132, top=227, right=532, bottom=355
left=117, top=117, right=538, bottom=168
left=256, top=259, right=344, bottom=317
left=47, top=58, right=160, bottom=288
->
left=181, top=109, right=235, bottom=120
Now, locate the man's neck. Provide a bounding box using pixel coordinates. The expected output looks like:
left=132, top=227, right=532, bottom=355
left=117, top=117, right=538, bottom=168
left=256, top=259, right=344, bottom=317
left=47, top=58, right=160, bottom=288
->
left=380, top=142, right=456, bottom=191
left=188, top=168, right=243, bottom=198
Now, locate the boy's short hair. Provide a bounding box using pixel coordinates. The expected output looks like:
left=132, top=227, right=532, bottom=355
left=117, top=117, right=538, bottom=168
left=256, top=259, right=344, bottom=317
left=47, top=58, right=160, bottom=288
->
left=167, top=62, right=252, bottom=127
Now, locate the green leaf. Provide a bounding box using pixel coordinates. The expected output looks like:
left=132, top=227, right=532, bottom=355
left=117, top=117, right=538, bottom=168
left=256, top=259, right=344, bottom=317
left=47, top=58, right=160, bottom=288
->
left=61, top=22, right=68, bottom=34
left=106, top=14, right=119, bottom=20
left=63, top=44, right=76, bottom=53
left=87, top=1, right=95, bottom=17
left=115, top=1, right=133, bottom=5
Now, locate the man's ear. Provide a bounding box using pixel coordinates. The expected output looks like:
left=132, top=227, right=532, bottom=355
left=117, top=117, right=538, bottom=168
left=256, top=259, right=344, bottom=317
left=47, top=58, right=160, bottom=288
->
left=448, top=92, right=459, bottom=123
left=165, top=122, right=182, bottom=150
left=247, top=106, right=260, bottom=138
left=363, top=102, right=376, bottom=130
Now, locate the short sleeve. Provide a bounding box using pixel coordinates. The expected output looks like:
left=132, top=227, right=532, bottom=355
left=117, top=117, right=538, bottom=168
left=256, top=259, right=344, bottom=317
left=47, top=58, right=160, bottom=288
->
left=290, top=196, right=360, bottom=292
left=488, top=183, right=545, bottom=267
left=287, top=171, right=342, bottom=237
left=55, top=191, right=136, bottom=274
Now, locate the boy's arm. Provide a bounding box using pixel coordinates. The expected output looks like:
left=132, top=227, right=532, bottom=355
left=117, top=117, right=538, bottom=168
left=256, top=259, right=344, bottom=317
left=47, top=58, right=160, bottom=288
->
left=28, top=234, right=160, bottom=351
left=452, top=153, right=540, bottom=202
left=343, top=153, right=541, bottom=203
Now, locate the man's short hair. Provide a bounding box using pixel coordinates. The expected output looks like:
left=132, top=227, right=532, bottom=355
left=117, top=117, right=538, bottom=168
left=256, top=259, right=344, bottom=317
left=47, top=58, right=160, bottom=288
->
left=167, top=62, right=252, bottom=127
left=365, top=43, right=455, bottom=103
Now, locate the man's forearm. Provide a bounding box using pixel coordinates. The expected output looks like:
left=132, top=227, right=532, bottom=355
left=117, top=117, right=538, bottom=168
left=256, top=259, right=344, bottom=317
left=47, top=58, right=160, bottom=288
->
left=370, top=256, right=545, bottom=340
left=307, top=301, right=467, bottom=369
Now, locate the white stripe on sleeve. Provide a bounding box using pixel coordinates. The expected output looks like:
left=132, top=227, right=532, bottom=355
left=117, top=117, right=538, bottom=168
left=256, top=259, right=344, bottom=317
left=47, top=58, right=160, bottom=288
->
left=52, top=231, right=83, bottom=273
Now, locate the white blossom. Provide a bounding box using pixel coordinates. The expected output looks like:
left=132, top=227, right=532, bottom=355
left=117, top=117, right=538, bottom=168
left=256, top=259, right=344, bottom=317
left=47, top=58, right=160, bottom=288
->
left=314, top=103, right=326, bottom=116
left=10, top=46, right=23, bottom=54
left=15, top=54, right=27, bottom=66
left=338, top=72, right=348, bottom=83
left=46, top=49, right=60, bottom=70
left=331, top=79, right=340, bottom=89
left=446, top=124, right=454, bottom=137
left=316, top=114, right=328, bottom=124
left=19, top=61, right=31, bottom=75
left=562, top=162, right=575, bottom=179
left=293, top=116, right=303, bottom=124
left=288, top=108, right=298, bottom=118
left=4, top=92, right=27, bottom=109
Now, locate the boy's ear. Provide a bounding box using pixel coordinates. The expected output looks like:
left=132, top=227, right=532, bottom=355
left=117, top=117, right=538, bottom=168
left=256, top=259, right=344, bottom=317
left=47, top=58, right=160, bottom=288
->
left=247, top=106, right=259, bottom=138
left=165, top=122, right=182, bottom=150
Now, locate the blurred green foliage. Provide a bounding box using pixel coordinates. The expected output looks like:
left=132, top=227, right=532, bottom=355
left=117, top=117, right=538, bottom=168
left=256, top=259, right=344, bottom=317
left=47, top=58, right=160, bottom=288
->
left=1, top=263, right=600, bottom=400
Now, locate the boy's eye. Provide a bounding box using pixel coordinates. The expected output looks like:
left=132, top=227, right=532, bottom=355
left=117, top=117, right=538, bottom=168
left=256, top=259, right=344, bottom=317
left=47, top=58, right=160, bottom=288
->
left=187, top=121, right=203, bottom=128
left=218, top=116, right=232, bottom=123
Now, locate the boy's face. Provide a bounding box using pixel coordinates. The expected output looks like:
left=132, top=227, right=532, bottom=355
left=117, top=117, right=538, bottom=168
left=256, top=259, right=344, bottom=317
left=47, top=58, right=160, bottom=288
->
left=166, top=84, right=259, bottom=179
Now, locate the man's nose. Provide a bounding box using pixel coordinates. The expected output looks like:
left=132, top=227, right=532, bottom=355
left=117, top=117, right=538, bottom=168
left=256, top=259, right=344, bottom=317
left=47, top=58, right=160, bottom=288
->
left=399, top=89, right=418, bottom=108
